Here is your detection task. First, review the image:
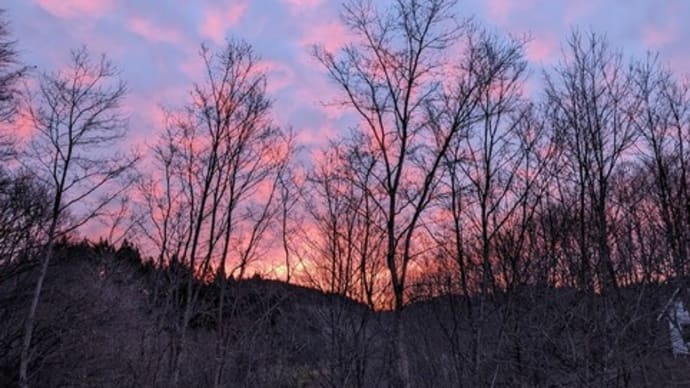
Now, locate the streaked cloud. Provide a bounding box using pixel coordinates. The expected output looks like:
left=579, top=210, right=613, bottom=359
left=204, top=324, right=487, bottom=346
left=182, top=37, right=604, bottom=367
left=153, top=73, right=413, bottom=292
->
left=34, top=0, right=113, bottom=19
left=128, top=16, right=186, bottom=45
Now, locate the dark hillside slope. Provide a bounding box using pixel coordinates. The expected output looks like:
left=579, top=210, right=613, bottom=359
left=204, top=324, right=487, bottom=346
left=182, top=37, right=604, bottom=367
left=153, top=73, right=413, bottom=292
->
left=0, top=242, right=380, bottom=387
left=2, top=242, right=690, bottom=387
left=403, top=285, right=690, bottom=386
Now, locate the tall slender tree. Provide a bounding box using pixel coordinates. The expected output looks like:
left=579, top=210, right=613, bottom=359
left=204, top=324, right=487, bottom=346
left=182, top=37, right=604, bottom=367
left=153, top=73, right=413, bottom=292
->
left=545, top=31, right=638, bottom=292
left=137, top=39, right=292, bottom=387
left=19, top=48, right=137, bottom=388
left=315, top=0, right=527, bottom=385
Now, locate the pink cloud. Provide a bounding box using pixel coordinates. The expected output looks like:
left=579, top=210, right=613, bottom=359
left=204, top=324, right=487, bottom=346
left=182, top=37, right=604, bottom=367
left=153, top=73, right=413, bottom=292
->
left=256, top=60, right=296, bottom=94
left=290, top=58, right=343, bottom=116
left=295, top=123, right=338, bottom=148
left=485, top=0, right=538, bottom=25
left=179, top=49, right=295, bottom=99
left=121, top=83, right=191, bottom=149
left=486, top=0, right=515, bottom=23
left=526, top=36, right=558, bottom=63
left=128, top=16, right=184, bottom=45
left=199, top=1, right=247, bottom=44
left=11, top=110, right=35, bottom=140
left=643, top=23, right=677, bottom=48
left=299, top=20, right=350, bottom=53
left=34, top=0, right=113, bottom=19
left=180, top=54, right=205, bottom=82
left=562, top=1, right=596, bottom=25
left=281, top=0, right=321, bottom=8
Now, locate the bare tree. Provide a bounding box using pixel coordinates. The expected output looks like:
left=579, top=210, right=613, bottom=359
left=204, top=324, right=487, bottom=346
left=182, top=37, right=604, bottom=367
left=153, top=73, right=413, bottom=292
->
left=19, top=47, right=137, bottom=388
left=432, top=28, right=529, bottom=297
left=0, top=169, right=49, bottom=388
left=295, top=140, right=387, bottom=387
left=136, top=39, right=292, bottom=387
left=416, top=29, right=566, bottom=383
left=0, top=10, right=24, bottom=123
left=545, top=31, right=638, bottom=293
left=0, top=9, right=27, bottom=161
left=0, top=9, right=38, bottom=272
left=432, top=101, right=559, bottom=383
left=302, top=139, right=385, bottom=305
left=631, top=57, right=690, bottom=280
left=277, top=145, right=301, bottom=285
left=315, top=0, right=532, bottom=385
left=0, top=169, right=49, bottom=270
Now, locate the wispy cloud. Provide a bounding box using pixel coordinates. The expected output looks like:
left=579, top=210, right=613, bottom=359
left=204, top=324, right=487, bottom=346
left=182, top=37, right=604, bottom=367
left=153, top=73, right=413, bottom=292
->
left=199, top=1, right=248, bottom=44
left=35, top=0, right=114, bottom=19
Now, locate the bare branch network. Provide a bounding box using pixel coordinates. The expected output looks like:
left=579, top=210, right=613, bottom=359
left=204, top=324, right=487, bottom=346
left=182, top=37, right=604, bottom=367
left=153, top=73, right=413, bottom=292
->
left=2, top=1, right=690, bottom=387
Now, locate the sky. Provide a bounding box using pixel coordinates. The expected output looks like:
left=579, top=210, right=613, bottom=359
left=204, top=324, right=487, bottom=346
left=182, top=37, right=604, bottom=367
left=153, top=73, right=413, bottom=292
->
left=4, top=0, right=690, bottom=153
left=3, top=0, right=690, bottom=278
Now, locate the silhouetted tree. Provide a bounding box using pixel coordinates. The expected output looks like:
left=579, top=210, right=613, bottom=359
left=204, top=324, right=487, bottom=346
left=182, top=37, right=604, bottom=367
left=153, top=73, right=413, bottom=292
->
left=303, top=139, right=385, bottom=305
left=0, top=10, right=23, bottom=123
left=632, top=57, right=690, bottom=280
left=315, top=0, right=532, bottom=385
left=19, top=47, right=137, bottom=388
left=0, top=9, right=26, bottom=161
left=545, top=31, right=638, bottom=292
left=136, top=39, right=293, bottom=387
left=0, top=169, right=49, bottom=270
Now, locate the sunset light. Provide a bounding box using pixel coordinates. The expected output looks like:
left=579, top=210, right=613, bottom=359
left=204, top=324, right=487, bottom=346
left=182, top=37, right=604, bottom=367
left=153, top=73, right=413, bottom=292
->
left=3, top=1, right=690, bottom=387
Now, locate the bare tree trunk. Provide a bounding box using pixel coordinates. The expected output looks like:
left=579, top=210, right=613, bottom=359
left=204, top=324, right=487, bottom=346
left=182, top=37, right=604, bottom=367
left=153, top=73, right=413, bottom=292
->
left=18, top=221, right=56, bottom=388
left=392, top=309, right=411, bottom=388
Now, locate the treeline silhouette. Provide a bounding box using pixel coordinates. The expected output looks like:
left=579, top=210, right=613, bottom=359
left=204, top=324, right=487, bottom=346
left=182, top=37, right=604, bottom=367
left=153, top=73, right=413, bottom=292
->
left=2, top=1, right=690, bottom=386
